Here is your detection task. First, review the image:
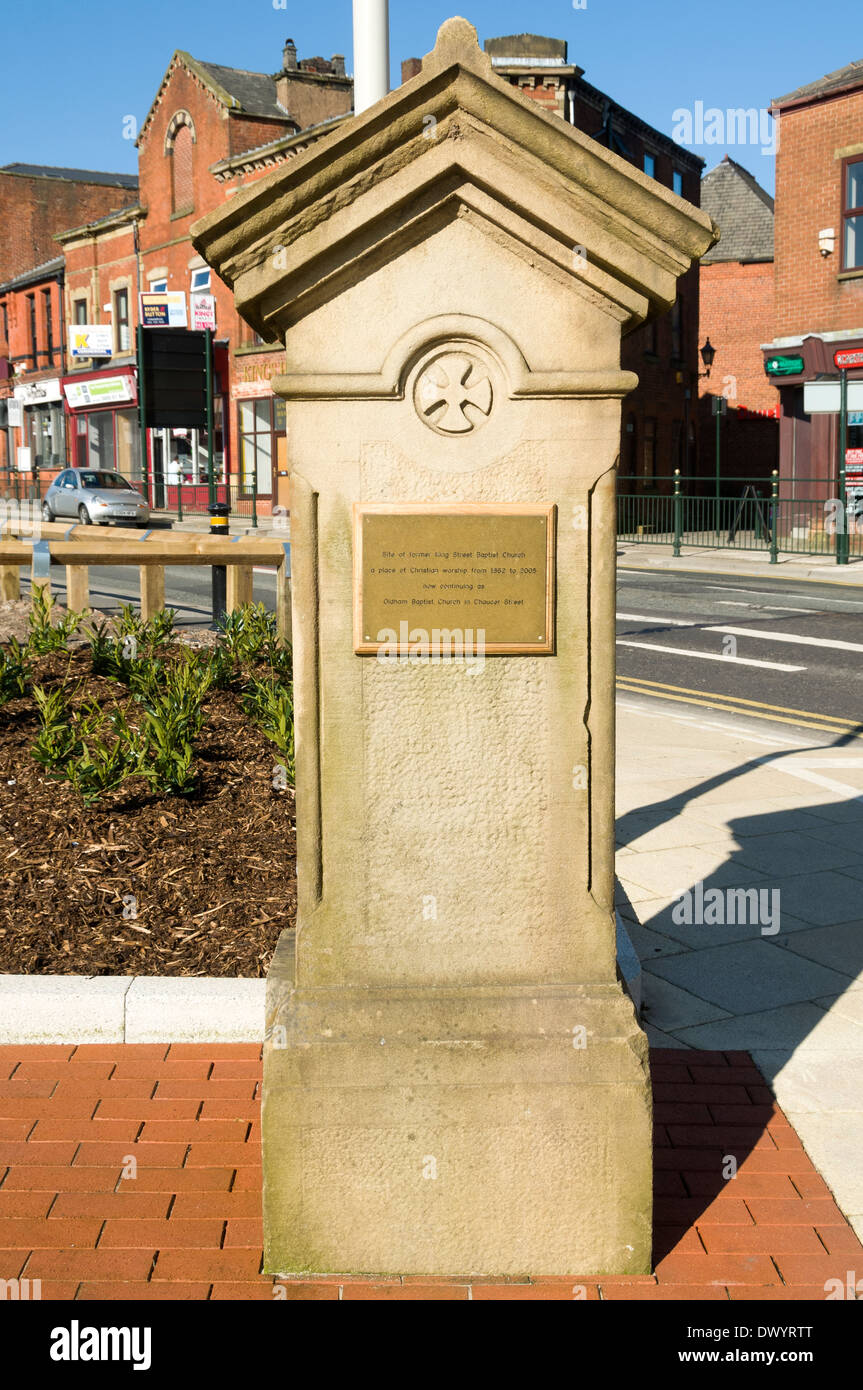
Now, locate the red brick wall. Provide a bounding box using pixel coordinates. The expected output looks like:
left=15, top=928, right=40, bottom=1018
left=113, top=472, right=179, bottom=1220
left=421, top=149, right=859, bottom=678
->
left=0, top=273, right=64, bottom=377
left=699, top=260, right=776, bottom=412
left=774, top=86, right=863, bottom=337
left=0, top=172, right=138, bottom=283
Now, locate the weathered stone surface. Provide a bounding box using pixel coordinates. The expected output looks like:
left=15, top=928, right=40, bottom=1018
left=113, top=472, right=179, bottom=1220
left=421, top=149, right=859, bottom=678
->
left=193, top=16, right=716, bottom=1276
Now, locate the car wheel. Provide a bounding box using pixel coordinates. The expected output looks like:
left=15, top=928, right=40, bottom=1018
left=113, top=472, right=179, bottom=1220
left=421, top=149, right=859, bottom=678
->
left=78, top=505, right=92, bottom=525
left=41, top=501, right=54, bottom=522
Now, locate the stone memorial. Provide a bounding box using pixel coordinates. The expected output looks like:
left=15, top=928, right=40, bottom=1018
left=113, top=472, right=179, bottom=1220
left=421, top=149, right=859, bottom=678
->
left=192, top=18, right=716, bottom=1275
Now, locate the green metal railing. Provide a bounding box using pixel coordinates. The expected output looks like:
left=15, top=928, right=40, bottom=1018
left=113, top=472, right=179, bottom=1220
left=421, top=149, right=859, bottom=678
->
left=618, top=474, right=863, bottom=563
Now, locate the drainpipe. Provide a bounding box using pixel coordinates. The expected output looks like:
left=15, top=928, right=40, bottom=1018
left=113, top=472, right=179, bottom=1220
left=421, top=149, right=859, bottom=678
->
left=352, top=0, right=389, bottom=115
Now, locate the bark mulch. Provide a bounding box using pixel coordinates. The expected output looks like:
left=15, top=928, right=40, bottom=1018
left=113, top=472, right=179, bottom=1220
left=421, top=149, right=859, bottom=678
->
left=0, top=607, right=296, bottom=978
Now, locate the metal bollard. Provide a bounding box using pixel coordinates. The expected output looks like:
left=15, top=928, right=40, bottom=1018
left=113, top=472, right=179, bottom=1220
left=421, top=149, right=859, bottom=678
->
left=210, top=501, right=230, bottom=627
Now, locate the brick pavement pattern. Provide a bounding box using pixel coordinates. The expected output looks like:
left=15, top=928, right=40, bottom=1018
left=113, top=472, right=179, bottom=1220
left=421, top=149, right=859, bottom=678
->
left=0, top=1044, right=859, bottom=1300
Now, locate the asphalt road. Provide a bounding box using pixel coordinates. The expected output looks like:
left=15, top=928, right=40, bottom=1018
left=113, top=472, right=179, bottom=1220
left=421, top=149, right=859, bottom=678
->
left=33, top=563, right=279, bottom=629
left=27, top=560, right=863, bottom=732
left=617, top=567, right=863, bottom=733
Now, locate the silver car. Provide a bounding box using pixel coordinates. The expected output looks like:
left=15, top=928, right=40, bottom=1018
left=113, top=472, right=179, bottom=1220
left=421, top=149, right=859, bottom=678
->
left=43, top=469, right=150, bottom=526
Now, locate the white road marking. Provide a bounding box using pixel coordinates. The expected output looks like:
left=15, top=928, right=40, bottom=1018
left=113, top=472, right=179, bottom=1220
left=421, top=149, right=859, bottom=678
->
left=617, top=612, right=693, bottom=626
left=615, top=639, right=806, bottom=672
left=707, top=625, right=863, bottom=655
left=772, top=764, right=863, bottom=802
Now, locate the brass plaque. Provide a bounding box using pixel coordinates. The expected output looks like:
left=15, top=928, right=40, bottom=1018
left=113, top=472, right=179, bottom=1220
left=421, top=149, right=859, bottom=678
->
left=353, top=503, right=556, bottom=655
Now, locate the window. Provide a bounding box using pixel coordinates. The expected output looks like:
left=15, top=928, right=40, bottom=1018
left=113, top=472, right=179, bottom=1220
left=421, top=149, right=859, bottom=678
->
left=843, top=157, right=863, bottom=270
left=642, top=417, right=657, bottom=483
left=672, top=170, right=684, bottom=197
left=671, top=295, right=683, bottom=362
left=644, top=316, right=658, bottom=356
left=73, top=298, right=87, bottom=325
left=27, top=294, right=37, bottom=367
left=168, top=116, right=195, bottom=215
left=238, top=398, right=284, bottom=496
left=114, top=288, right=130, bottom=353
left=42, top=288, right=54, bottom=365
left=643, top=153, right=655, bottom=178
left=149, top=278, right=168, bottom=293
left=190, top=267, right=210, bottom=294
left=1, top=300, right=8, bottom=348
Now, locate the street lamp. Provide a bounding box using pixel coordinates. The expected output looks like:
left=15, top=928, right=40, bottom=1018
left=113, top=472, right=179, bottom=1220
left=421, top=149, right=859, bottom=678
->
left=699, top=337, right=716, bottom=378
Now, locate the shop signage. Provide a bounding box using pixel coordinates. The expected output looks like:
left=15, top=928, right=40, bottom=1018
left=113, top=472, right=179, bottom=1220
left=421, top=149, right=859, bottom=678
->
left=190, top=294, right=216, bottom=331
left=834, top=348, right=863, bottom=370
left=70, top=325, right=113, bottom=358
left=845, top=448, right=863, bottom=466
left=139, top=292, right=188, bottom=328
left=7, top=400, right=22, bottom=428
left=13, top=379, right=63, bottom=405
left=63, top=375, right=137, bottom=409
left=803, top=380, right=863, bottom=414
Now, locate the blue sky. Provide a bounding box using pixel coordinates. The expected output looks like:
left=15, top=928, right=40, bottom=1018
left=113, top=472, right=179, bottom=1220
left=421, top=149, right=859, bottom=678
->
left=2, top=0, right=860, bottom=193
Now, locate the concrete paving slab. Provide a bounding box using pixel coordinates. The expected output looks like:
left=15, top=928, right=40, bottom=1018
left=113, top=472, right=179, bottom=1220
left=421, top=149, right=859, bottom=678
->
left=751, top=1050, right=863, bottom=1112
left=641, top=972, right=732, bottom=1030
left=779, top=922, right=863, bottom=978
left=676, top=1002, right=858, bottom=1052
left=773, top=871, right=863, bottom=926
left=645, top=939, right=850, bottom=1015
left=730, top=831, right=860, bottom=877
left=618, top=845, right=769, bottom=899
left=782, top=1114, right=863, bottom=1213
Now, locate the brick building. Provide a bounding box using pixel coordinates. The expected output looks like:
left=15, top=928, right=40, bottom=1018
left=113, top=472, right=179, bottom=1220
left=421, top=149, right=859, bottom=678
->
left=53, top=41, right=352, bottom=514
left=763, top=59, right=863, bottom=494
left=0, top=165, right=138, bottom=284
left=477, top=34, right=707, bottom=494
left=698, top=156, right=778, bottom=487
left=0, top=166, right=139, bottom=490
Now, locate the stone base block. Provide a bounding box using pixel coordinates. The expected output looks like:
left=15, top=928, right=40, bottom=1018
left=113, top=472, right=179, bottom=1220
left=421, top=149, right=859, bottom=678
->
left=263, top=932, right=652, bottom=1277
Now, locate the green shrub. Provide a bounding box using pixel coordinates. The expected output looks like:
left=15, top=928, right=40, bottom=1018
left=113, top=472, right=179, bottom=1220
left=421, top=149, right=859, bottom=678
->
left=31, top=683, right=80, bottom=773
left=62, top=706, right=141, bottom=808
left=27, top=589, right=85, bottom=654
left=0, top=639, right=30, bottom=704
left=243, top=676, right=294, bottom=783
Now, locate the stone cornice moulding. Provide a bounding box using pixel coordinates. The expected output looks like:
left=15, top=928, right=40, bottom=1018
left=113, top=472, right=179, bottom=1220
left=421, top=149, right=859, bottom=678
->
left=191, top=18, right=718, bottom=340
left=272, top=315, right=639, bottom=400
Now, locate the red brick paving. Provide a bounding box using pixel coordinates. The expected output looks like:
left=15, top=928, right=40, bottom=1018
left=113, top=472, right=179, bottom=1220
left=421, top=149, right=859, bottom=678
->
left=0, top=1044, right=858, bottom=1300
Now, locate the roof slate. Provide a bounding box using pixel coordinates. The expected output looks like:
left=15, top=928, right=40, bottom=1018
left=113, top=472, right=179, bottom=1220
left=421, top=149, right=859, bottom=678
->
left=774, top=58, right=863, bottom=107
left=194, top=61, right=287, bottom=120
left=700, top=156, right=774, bottom=263
left=0, top=163, right=137, bottom=187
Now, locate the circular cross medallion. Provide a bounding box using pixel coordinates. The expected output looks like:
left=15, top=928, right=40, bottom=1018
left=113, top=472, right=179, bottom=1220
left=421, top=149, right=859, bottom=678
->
left=413, top=351, right=494, bottom=435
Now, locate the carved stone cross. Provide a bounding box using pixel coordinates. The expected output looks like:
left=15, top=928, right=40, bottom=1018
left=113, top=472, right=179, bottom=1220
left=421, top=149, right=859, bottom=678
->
left=416, top=351, right=493, bottom=433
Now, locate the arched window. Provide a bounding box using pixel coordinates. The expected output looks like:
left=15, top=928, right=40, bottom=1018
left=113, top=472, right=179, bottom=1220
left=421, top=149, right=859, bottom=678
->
left=165, top=111, right=196, bottom=215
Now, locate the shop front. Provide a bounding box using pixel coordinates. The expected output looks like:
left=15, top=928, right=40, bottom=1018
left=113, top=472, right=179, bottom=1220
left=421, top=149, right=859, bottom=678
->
left=231, top=350, right=288, bottom=515
left=13, top=378, right=66, bottom=492
left=62, top=368, right=140, bottom=480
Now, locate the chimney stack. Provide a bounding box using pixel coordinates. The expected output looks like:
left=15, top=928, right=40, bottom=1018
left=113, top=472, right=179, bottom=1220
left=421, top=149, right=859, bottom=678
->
left=282, top=38, right=298, bottom=72
left=332, top=53, right=346, bottom=77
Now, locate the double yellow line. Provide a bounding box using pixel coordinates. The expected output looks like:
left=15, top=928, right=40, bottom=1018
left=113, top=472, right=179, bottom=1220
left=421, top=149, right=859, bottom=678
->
left=615, top=674, right=863, bottom=739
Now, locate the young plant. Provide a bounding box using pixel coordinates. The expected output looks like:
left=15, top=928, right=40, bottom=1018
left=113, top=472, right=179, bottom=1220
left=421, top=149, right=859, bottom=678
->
left=243, top=676, right=295, bottom=783
left=30, top=683, right=80, bottom=774
left=0, top=639, right=30, bottom=704
left=62, top=706, right=141, bottom=807
left=27, top=588, right=85, bottom=655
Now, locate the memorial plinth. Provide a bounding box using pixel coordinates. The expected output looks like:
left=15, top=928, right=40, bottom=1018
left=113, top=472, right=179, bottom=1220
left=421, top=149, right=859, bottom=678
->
left=192, top=18, right=717, bottom=1275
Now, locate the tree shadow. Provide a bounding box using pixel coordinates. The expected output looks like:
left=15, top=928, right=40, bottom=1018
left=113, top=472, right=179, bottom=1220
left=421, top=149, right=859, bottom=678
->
left=615, top=721, right=863, bottom=1262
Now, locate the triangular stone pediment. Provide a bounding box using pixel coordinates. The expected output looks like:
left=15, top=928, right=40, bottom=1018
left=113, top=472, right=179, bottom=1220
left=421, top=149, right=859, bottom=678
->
left=192, top=18, right=716, bottom=338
